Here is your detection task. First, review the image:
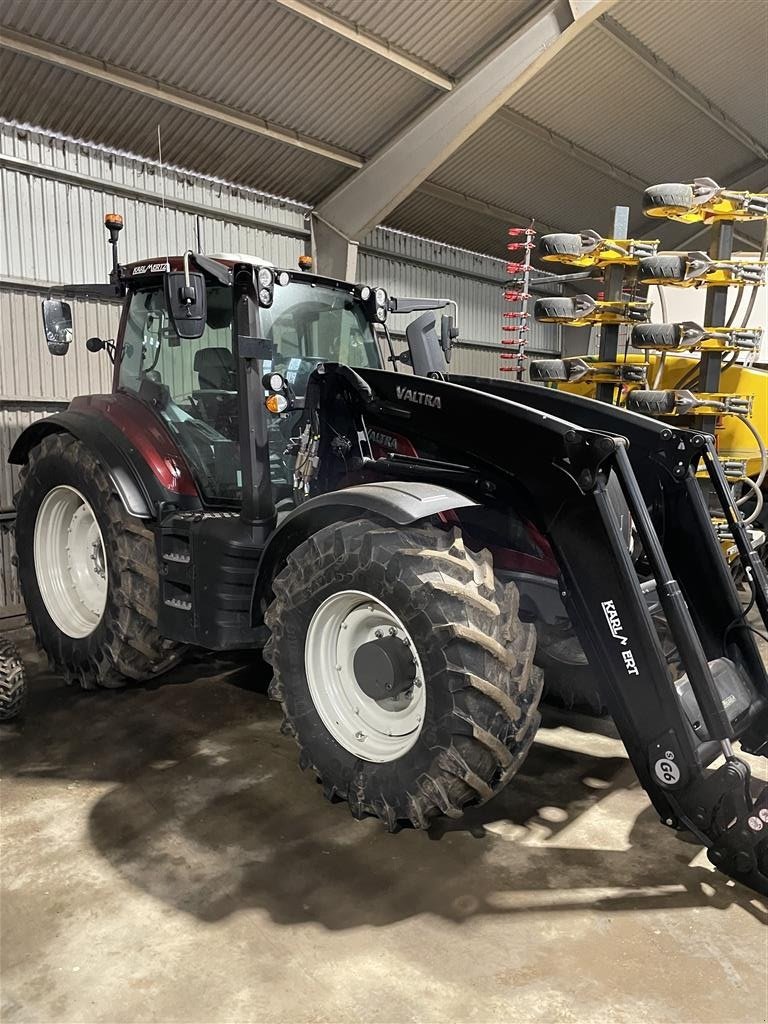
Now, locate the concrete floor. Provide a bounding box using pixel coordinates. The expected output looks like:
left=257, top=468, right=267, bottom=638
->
left=1, top=631, right=766, bottom=1024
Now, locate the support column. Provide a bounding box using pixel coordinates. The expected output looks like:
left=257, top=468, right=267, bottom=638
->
left=311, top=214, right=360, bottom=281
left=698, top=220, right=735, bottom=435
left=596, top=205, right=630, bottom=404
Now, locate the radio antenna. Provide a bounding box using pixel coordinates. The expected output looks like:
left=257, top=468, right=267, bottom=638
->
left=157, top=124, right=169, bottom=268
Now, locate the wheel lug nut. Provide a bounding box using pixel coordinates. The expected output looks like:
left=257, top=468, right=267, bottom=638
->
left=388, top=626, right=397, bottom=636
left=355, top=731, right=366, bottom=741
left=374, top=629, right=383, bottom=638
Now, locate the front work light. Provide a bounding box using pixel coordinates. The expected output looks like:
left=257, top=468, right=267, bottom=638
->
left=265, top=393, right=289, bottom=414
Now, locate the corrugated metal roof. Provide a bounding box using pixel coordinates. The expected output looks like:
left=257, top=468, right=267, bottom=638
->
left=382, top=189, right=515, bottom=260
left=0, top=0, right=765, bottom=258
left=311, top=0, right=543, bottom=77
left=0, top=0, right=437, bottom=157
left=429, top=113, right=639, bottom=234
left=613, top=0, right=768, bottom=144
left=507, top=22, right=757, bottom=186
left=0, top=52, right=353, bottom=204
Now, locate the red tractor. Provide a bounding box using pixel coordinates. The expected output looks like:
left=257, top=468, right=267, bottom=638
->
left=8, top=216, right=768, bottom=894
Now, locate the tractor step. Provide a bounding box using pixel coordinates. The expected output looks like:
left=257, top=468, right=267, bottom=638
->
left=157, top=511, right=269, bottom=650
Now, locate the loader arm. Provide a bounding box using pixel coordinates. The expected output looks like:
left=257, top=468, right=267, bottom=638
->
left=321, top=366, right=768, bottom=894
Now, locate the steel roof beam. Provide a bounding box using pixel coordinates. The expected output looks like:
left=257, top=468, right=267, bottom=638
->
left=418, top=181, right=557, bottom=234
left=312, top=0, right=613, bottom=276
left=272, top=0, right=453, bottom=91
left=597, top=15, right=768, bottom=163
left=0, top=27, right=363, bottom=168
left=495, top=107, right=646, bottom=193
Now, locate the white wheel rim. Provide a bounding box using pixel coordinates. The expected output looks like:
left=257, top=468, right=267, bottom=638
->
left=305, top=590, right=426, bottom=762
left=34, top=485, right=108, bottom=638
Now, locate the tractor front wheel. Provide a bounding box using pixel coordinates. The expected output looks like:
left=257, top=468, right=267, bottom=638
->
left=14, top=433, right=182, bottom=689
left=265, top=519, right=541, bottom=829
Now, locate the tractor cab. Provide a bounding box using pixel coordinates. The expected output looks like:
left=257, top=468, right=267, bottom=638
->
left=115, top=255, right=387, bottom=509
left=40, top=218, right=456, bottom=516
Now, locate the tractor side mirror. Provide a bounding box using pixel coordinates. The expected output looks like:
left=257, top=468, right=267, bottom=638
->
left=163, top=271, right=207, bottom=340
left=440, top=314, right=458, bottom=364
left=41, top=299, right=73, bottom=356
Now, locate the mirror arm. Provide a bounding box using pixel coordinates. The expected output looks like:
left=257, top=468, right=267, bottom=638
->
left=389, top=296, right=452, bottom=314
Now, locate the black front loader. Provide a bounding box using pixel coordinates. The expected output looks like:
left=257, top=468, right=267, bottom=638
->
left=303, top=365, right=768, bottom=893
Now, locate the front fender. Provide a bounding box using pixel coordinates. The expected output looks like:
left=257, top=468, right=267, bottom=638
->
left=251, top=481, right=477, bottom=623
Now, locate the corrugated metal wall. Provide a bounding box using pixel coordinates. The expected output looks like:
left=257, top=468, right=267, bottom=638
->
left=360, top=226, right=561, bottom=360
left=0, top=121, right=561, bottom=616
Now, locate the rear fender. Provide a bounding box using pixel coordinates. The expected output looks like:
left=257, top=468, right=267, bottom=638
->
left=8, top=397, right=201, bottom=519
left=251, top=481, right=477, bottom=622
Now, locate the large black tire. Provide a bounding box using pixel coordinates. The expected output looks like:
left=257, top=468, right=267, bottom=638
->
left=0, top=637, right=26, bottom=721
left=14, top=433, right=182, bottom=689
left=264, top=520, right=541, bottom=829
left=535, top=626, right=605, bottom=715
left=643, top=183, right=695, bottom=216
left=638, top=254, right=687, bottom=282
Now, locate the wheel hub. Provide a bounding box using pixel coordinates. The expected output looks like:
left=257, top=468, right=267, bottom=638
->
left=304, top=590, right=426, bottom=762
left=353, top=634, right=416, bottom=701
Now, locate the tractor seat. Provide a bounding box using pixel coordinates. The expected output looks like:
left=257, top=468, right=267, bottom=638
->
left=194, top=347, right=235, bottom=391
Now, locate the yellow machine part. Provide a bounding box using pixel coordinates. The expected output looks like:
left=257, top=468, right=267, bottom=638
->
left=556, top=352, right=768, bottom=477
left=645, top=191, right=768, bottom=224
left=640, top=262, right=768, bottom=288
left=535, top=299, right=651, bottom=327
left=538, top=239, right=659, bottom=269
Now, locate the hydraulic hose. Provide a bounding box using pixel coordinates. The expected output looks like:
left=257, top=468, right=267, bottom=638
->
left=732, top=413, right=768, bottom=525
left=740, top=218, right=768, bottom=330
left=735, top=475, right=764, bottom=526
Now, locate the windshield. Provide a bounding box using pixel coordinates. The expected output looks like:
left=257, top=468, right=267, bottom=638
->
left=261, top=281, right=381, bottom=390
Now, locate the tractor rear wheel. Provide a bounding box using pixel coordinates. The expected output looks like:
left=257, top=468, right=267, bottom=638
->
left=264, top=519, right=541, bottom=829
left=536, top=626, right=605, bottom=715
left=14, top=433, right=182, bottom=689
